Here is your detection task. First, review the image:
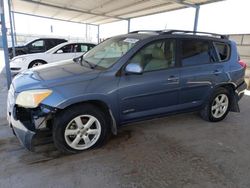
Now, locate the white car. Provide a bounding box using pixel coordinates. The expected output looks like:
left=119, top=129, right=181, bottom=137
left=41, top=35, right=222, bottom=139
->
left=10, top=42, right=96, bottom=74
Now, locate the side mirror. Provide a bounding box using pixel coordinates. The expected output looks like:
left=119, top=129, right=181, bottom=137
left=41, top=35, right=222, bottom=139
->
left=56, top=49, right=63, bottom=54
left=125, top=63, right=143, bottom=75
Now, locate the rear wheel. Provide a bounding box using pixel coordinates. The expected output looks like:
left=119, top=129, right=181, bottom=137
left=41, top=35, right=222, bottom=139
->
left=200, top=88, right=230, bottom=122
left=53, top=104, right=110, bottom=154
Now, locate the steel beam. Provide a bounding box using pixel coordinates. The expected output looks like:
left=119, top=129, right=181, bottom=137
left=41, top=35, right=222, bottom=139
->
left=97, top=25, right=100, bottom=43
left=13, top=11, right=99, bottom=27
left=21, top=0, right=127, bottom=21
left=1, top=0, right=12, bottom=89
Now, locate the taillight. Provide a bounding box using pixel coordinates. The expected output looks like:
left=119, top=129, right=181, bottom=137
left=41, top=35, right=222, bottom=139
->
left=238, top=60, right=247, bottom=69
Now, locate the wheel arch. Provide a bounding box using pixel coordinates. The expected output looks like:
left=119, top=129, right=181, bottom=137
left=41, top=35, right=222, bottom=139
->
left=56, top=99, right=118, bottom=135
left=212, top=83, right=240, bottom=112
left=28, top=59, right=48, bottom=68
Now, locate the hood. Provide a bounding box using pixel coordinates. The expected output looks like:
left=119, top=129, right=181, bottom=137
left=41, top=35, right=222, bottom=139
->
left=8, top=45, right=25, bottom=51
left=11, top=53, right=45, bottom=61
left=12, top=59, right=101, bottom=92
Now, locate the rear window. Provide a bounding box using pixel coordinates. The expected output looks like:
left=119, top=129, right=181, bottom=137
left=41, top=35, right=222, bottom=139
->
left=214, top=42, right=230, bottom=62
left=181, top=39, right=216, bottom=66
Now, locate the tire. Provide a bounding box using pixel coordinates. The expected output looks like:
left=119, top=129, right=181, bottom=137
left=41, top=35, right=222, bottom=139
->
left=53, top=104, right=110, bottom=154
left=200, top=87, right=231, bottom=122
left=28, top=60, right=46, bottom=68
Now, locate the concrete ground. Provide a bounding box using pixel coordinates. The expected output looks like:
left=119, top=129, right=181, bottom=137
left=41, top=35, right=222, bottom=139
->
left=0, top=95, right=249, bottom=188
left=1, top=50, right=250, bottom=187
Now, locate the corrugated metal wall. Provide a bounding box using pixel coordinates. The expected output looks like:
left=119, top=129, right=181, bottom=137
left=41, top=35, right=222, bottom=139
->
left=229, top=34, right=250, bottom=66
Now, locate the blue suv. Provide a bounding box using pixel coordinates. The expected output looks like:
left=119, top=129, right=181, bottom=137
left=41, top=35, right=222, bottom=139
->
left=7, top=30, right=247, bottom=154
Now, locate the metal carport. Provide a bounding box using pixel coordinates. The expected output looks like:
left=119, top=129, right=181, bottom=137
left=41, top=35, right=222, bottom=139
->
left=1, top=0, right=224, bottom=88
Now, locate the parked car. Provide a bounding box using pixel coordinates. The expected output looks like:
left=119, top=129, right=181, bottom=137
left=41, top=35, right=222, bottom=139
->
left=7, top=30, right=247, bottom=154
left=10, top=42, right=96, bottom=74
left=8, top=38, right=67, bottom=59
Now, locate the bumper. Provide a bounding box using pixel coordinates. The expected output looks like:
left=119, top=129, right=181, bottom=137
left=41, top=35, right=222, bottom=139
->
left=7, top=113, right=36, bottom=151
left=10, top=61, right=28, bottom=75
left=236, top=81, right=247, bottom=100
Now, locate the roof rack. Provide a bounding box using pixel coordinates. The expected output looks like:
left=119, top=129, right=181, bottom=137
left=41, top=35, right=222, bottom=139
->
left=163, top=30, right=228, bottom=39
left=129, top=29, right=228, bottom=39
left=129, top=30, right=162, bottom=34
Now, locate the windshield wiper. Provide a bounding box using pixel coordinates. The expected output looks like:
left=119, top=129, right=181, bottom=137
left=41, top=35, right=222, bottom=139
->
left=74, top=56, right=94, bottom=69
left=82, top=59, right=94, bottom=69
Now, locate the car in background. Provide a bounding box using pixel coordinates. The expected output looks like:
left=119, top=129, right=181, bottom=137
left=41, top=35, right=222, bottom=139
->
left=8, top=38, right=67, bottom=59
left=10, top=42, right=96, bottom=74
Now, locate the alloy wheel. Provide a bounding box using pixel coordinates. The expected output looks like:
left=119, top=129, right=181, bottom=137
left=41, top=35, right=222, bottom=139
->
left=211, top=94, right=229, bottom=119
left=64, top=115, right=101, bottom=150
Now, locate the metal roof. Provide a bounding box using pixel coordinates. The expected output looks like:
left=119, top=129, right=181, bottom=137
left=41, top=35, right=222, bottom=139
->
left=12, top=0, right=224, bottom=25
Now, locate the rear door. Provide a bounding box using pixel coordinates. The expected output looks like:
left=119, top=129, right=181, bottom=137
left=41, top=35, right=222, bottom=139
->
left=179, top=38, right=227, bottom=108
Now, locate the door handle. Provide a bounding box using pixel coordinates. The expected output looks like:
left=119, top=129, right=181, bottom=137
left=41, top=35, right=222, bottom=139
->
left=167, top=76, right=179, bottom=82
left=213, top=70, right=222, bottom=75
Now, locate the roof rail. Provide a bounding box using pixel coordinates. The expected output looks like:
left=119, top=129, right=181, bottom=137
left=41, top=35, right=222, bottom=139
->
left=162, top=30, right=229, bottom=39
left=129, top=29, right=228, bottom=39
left=129, top=30, right=162, bottom=34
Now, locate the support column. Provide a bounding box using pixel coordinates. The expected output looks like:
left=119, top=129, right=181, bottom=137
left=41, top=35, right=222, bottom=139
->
left=127, top=19, right=130, bottom=33
left=8, top=0, right=15, bottom=57
left=193, top=5, right=200, bottom=32
left=97, top=25, right=100, bottom=43
left=11, top=11, right=17, bottom=45
left=85, top=23, right=88, bottom=42
left=1, top=0, right=12, bottom=89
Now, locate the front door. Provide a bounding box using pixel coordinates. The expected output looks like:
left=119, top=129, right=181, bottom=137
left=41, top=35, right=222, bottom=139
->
left=118, top=39, right=180, bottom=122
left=52, top=43, right=77, bottom=62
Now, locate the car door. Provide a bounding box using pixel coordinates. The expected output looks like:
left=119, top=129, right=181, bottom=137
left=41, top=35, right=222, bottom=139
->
left=52, top=43, right=77, bottom=62
left=118, top=39, right=180, bottom=122
left=28, top=39, right=46, bottom=53
left=178, top=38, right=227, bottom=108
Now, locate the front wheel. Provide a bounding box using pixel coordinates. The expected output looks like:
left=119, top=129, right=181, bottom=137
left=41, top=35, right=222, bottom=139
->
left=28, top=61, right=46, bottom=68
left=53, top=104, right=110, bottom=154
left=200, top=88, right=230, bottom=122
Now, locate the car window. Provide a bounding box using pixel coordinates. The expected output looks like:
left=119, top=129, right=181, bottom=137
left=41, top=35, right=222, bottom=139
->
left=57, top=44, right=74, bottom=53
left=181, top=39, right=216, bottom=66
left=127, top=39, right=176, bottom=72
left=74, top=44, right=88, bottom=52
left=214, top=42, right=230, bottom=61
left=30, top=40, right=45, bottom=50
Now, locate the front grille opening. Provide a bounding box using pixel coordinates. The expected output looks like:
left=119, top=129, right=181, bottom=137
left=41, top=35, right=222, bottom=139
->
left=10, top=68, right=21, bottom=71
left=16, top=106, right=32, bottom=122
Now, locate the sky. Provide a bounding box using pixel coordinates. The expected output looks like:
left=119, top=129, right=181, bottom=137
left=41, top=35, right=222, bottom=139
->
left=7, top=0, right=250, bottom=42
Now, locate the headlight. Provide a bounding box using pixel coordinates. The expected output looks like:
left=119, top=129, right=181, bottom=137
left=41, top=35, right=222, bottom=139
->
left=16, top=89, right=52, bottom=108
left=11, top=57, right=26, bottom=63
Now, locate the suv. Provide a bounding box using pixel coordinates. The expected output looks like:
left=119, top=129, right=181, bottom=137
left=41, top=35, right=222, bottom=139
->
left=7, top=30, right=247, bottom=154
left=8, top=38, right=67, bottom=59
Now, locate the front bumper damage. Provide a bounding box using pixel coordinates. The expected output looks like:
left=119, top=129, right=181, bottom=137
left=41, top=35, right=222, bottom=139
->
left=7, top=103, right=56, bottom=151
left=7, top=113, right=35, bottom=150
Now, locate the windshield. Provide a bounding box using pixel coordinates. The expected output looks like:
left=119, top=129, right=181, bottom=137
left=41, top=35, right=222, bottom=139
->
left=83, top=37, right=139, bottom=69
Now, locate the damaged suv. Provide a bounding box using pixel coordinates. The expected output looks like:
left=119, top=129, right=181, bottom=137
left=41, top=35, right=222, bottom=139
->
left=7, top=30, right=247, bottom=154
